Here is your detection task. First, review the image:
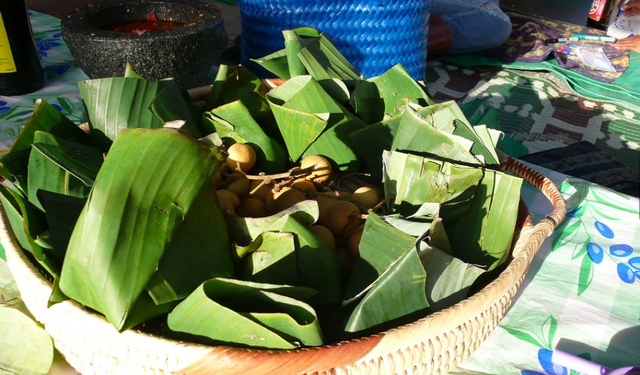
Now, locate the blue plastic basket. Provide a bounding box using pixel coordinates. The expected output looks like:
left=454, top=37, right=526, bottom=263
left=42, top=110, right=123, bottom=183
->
left=236, top=0, right=433, bottom=80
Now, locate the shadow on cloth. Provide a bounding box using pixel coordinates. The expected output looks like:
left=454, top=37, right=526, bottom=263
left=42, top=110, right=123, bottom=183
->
left=519, top=141, right=640, bottom=197
left=555, top=326, right=640, bottom=370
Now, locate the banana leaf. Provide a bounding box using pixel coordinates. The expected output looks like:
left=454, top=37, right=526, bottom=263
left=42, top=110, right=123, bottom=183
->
left=167, top=278, right=322, bottom=349
left=237, top=231, right=297, bottom=285
left=283, top=29, right=307, bottom=78
left=344, top=243, right=428, bottom=333
left=149, top=84, right=201, bottom=138
left=267, top=75, right=367, bottom=169
left=445, top=169, right=523, bottom=271
left=343, top=213, right=417, bottom=301
left=449, top=120, right=501, bottom=167
left=251, top=48, right=291, bottom=81
left=0, top=99, right=93, bottom=195
left=205, top=65, right=284, bottom=143
left=8, top=99, right=92, bottom=154
left=254, top=28, right=360, bottom=82
left=0, top=149, right=30, bottom=196
left=417, top=100, right=466, bottom=134
left=383, top=213, right=436, bottom=238
left=316, top=78, right=352, bottom=105
left=59, top=127, right=226, bottom=330
left=410, top=100, right=500, bottom=166
left=78, top=77, right=170, bottom=149
left=207, top=65, right=262, bottom=106
left=426, top=218, right=453, bottom=255
left=350, top=64, right=434, bottom=123
left=37, top=191, right=85, bottom=265
left=382, top=150, right=483, bottom=217
left=27, top=131, right=102, bottom=211
left=0, top=158, right=67, bottom=304
left=0, top=185, right=59, bottom=278
left=233, top=232, right=266, bottom=261
left=472, top=124, right=502, bottom=160
left=381, top=207, right=452, bottom=255
left=347, top=101, right=474, bottom=180
left=0, top=180, right=45, bottom=258
left=30, top=131, right=103, bottom=186
left=348, top=101, right=464, bottom=160
left=391, top=107, right=480, bottom=166
left=0, top=306, right=54, bottom=375
left=226, top=200, right=319, bottom=246
left=124, top=62, right=144, bottom=78
left=203, top=100, right=288, bottom=173
left=417, top=242, right=485, bottom=312
left=267, top=98, right=328, bottom=161
left=206, top=65, right=266, bottom=110
left=346, top=117, right=398, bottom=180
left=277, top=215, right=342, bottom=306
left=299, top=110, right=366, bottom=171
left=146, top=181, right=234, bottom=306
left=295, top=31, right=361, bottom=82
left=345, top=81, right=384, bottom=124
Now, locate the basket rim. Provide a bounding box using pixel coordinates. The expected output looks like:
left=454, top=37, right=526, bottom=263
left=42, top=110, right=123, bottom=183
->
left=1, top=155, right=566, bottom=374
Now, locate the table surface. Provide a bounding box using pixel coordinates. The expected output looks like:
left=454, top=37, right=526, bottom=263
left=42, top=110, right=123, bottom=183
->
left=1, top=10, right=639, bottom=375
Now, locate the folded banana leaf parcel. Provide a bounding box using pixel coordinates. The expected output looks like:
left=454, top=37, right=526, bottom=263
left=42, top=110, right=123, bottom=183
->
left=0, top=29, right=523, bottom=349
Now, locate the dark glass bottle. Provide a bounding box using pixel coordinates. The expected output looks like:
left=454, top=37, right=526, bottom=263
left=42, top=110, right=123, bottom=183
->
left=0, top=1, right=44, bottom=96
left=587, top=0, right=614, bottom=30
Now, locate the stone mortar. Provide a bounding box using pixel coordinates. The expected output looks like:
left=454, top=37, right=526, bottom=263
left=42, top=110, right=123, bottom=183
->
left=61, top=0, right=228, bottom=89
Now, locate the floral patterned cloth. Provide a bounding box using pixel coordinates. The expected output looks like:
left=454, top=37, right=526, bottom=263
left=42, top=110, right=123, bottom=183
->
left=0, top=10, right=88, bottom=150
left=452, top=166, right=640, bottom=374
left=1, top=10, right=638, bottom=375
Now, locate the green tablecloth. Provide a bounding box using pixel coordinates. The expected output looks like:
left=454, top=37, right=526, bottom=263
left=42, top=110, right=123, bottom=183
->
left=1, top=10, right=639, bottom=375
left=426, top=60, right=640, bottom=175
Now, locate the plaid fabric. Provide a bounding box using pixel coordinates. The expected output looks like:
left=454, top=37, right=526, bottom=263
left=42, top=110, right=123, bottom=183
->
left=520, top=141, right=640, bottom=197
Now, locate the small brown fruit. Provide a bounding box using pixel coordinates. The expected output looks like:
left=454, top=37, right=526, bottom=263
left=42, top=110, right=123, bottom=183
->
left=320, top=200, right=362, bottom=237
left=300, top=155, right=332, bottom=185
left=216, top=189, right=240, bottom=208
left=291, top=178, right=317, bottom=193
left=226, top=142, right=257, bottom=173
left=216, top=189, right=240, bottom=216
left=351, top=186, right=380, bottom=210
left=309, top=225, right=336, bottom=252
left=226, top=175, right=251, bottom=200
left=314, top=192, right=339, bottom=218
left=265, top=186, right=307, bottom=212
left=248, top=179, right=274, bottom=202
left=346, top=230, right=363, bottom=260
left=211, top=170, right=222, bottom=188
left=236, top=198, right=269, bottom=218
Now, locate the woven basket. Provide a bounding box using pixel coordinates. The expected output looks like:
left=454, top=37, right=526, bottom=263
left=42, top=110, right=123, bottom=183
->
left=236, top=0, right=433, bottom=81
left=1, top=155, right=566, bottom=375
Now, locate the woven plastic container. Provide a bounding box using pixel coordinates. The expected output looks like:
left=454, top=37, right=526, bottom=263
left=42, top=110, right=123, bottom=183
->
left=236, top=0, right=433, bottom=80
left=1, top=155, right=566, bottom=374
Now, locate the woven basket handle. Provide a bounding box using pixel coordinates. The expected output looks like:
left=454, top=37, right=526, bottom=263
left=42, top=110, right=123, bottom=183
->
left=501, top=153, right=567, bottom=247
